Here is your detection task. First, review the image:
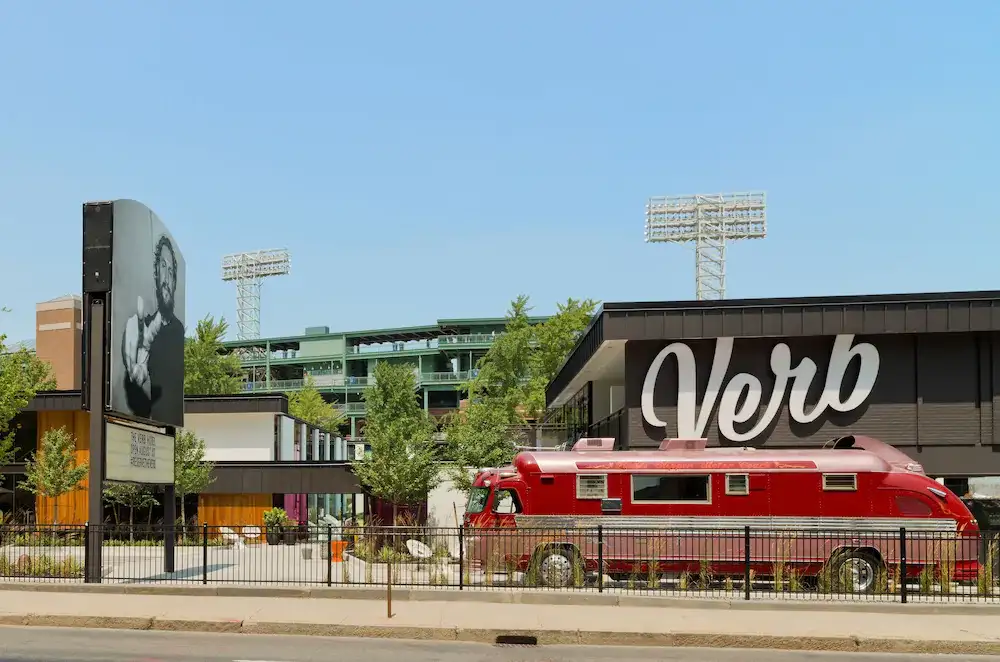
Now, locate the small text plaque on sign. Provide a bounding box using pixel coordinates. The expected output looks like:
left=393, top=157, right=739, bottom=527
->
left=105, top=419, right=175, bottom=484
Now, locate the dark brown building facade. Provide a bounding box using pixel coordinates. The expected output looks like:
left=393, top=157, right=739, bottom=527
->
left=547, top=291, right=1000, bottom=478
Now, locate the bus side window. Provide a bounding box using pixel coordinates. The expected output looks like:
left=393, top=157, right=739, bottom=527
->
left=493, top=489, right=522, bottom=514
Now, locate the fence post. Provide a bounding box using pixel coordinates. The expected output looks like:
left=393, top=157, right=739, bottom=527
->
left=386, top=556, right=393, bottom=618
left=899, top=527, right=907, bottom=604
left=744, top=526, right=751, bottom=601
left=458, top=526, right=464, bottom=591
left=202, top=523, right=209, bottom=585
left=83, top=522, right=91, bottom=584
left=597, top=525, right=604, bottom=593
left=326, top=525, right=333, bottom=587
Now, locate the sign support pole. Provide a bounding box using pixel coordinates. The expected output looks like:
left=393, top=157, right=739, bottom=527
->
left=85, top=296, right=107, bottom=584
left=163, top=458, right=176, bottom=573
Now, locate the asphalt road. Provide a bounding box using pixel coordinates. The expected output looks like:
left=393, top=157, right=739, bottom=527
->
left=0, top=627, right=992, bottom=662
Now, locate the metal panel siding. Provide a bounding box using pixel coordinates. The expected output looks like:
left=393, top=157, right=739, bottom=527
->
left=722, top=309, right=745, bottom=337
left=782, top=307, right=803, bottom=335
left=926, top=302, right=948, bottom=331
left=242, top=469, right=264, bottom=493
left=801, top=307, right=823, bottom=336
left=602, top=298, right=1000, bottom=342
left=702, top=309, right=724, bottom=338
left=549, top=292, right=1000, bottom=411
left=682, top=311, right=703, bottom=338
left=196, top=463, right=363, bottom=494
left=643, top=311, right=664, bottom=338
left=905, top=304, right=927, bottom=333
left=916, top=335, right=979, bottom=445
left=978, top=335, right=993, bottom=446
left=843, top=307, right=865, bottom=334
left=623, top=333, right=999, bottom=475
left=761, top=308, right=782, bottom=336
left=970, top=301, right=994, bottom=331
left=184, top=395, right=288, bottom=414
left=994, top=332, right=1000, bottom=447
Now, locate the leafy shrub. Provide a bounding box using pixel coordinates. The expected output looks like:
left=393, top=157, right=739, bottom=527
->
left=978, top=541, right=997, bottom=597
left=0, top=553, right=83, bottom=578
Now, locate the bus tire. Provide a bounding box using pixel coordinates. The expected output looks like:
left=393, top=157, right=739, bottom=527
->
left=532, top=545, right=579, bottom=588
left=830, top=549, right=884, bottom=594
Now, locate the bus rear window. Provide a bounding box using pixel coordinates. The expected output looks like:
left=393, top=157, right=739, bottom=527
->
left=466, top=487, right=489, bottom=514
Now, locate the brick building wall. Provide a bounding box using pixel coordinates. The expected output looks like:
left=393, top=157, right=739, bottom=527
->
left=33, top=295, right=82, bottom=390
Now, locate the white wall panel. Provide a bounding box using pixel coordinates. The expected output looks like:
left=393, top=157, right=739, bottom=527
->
left=183, top=412, right=277, bottom=462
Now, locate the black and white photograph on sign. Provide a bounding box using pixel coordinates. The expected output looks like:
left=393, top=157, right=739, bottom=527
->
left=109, top=200, right=186, bottom=428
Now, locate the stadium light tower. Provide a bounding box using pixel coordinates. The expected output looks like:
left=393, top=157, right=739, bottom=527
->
left=644, top=192, right=767, bottom=300
left=221, top=249, right=290, bottom=340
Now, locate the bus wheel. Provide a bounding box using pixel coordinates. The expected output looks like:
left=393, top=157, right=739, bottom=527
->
left=534, top=547, right=577, bottom=588
left=831, top=550, right=883, bottom=594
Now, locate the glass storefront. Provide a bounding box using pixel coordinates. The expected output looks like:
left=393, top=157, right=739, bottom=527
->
left=542, top=383, right=591, bottom=446
left=305, top=493, right=361, bottom=523
left=0, top=473, right=36, bottom=524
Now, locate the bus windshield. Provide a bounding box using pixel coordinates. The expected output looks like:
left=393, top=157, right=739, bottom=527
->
left=466, top=487, right=490, bottom=514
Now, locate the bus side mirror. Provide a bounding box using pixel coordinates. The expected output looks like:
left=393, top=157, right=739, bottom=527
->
left=601, top=498, right=622, bottom=514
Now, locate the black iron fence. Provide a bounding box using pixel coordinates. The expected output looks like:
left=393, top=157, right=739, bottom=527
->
left=0, top=523, right=997, bottom=602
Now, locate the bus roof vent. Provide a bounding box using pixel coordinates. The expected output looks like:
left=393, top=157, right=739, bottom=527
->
left=572, top=438, right=615, bottom=452
left=659, top=438, right=708, bottom=451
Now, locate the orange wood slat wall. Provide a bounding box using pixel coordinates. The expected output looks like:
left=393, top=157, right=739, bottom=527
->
left=34, top=411, right=91, bottom=525
left=197, top=494, right=272, bottom=532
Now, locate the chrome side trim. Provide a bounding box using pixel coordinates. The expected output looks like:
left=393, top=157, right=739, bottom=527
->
left=512, top=515, right=958, bottom=533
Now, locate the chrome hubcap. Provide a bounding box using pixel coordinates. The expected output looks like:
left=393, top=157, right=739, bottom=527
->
left=540, top=553, right=572, bottom=586
left=844, top=557, right=875, bottom=592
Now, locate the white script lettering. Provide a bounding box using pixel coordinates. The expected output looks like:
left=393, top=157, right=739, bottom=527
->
left=641, top=334, right=880, bottom=443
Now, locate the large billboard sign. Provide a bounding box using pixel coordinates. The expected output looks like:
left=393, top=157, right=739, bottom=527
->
left=640, top=334, right=880, bottom=443
left=106, top=200, right=186, bottom=428
left=105, top=419, right=175, bottom=484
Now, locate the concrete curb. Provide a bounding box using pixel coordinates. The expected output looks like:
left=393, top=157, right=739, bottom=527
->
left=0, top=614, right=999, bottom=655
left=2, top=581, right=999, bottom=615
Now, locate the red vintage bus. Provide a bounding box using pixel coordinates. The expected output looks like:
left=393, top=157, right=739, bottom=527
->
left=464, top=435, right=980, bottom=592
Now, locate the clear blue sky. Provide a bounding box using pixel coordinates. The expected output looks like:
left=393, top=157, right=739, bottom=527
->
left=1, top=1, right=997, bottom=344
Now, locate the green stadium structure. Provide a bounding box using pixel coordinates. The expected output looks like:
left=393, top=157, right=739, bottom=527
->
left=222, top=316, right=548, bottom=437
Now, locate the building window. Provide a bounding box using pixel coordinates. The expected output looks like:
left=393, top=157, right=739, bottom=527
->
left=0, top=473, right=35, bottom=523
left=631, top=474, right=711, bottom=503
left=11, top=412, right=37, bottom=462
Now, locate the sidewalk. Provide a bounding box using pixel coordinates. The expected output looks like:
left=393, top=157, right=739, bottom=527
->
left=0, top=589, right=999, bottom=655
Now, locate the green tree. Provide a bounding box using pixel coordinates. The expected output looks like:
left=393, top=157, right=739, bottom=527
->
left=184, top=316, right=244, bottom=395
left=351, top=362, right=439, bottom=525
left=287, top=375, right=345, bottom=431
left=103, top=482, right=158, bottom=539
left=523, top=297, right=598, bottom=419
left=0, top=326, right=56, bottom=486
left=442, top=400, right=522, bottom=494
left=467, top=295, right=535, bottom=408
left=173, top=429, right=215, bottom=531
left=20, top=426, right=89, bottom=525
left=444, top=296, right=597, bottom=492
